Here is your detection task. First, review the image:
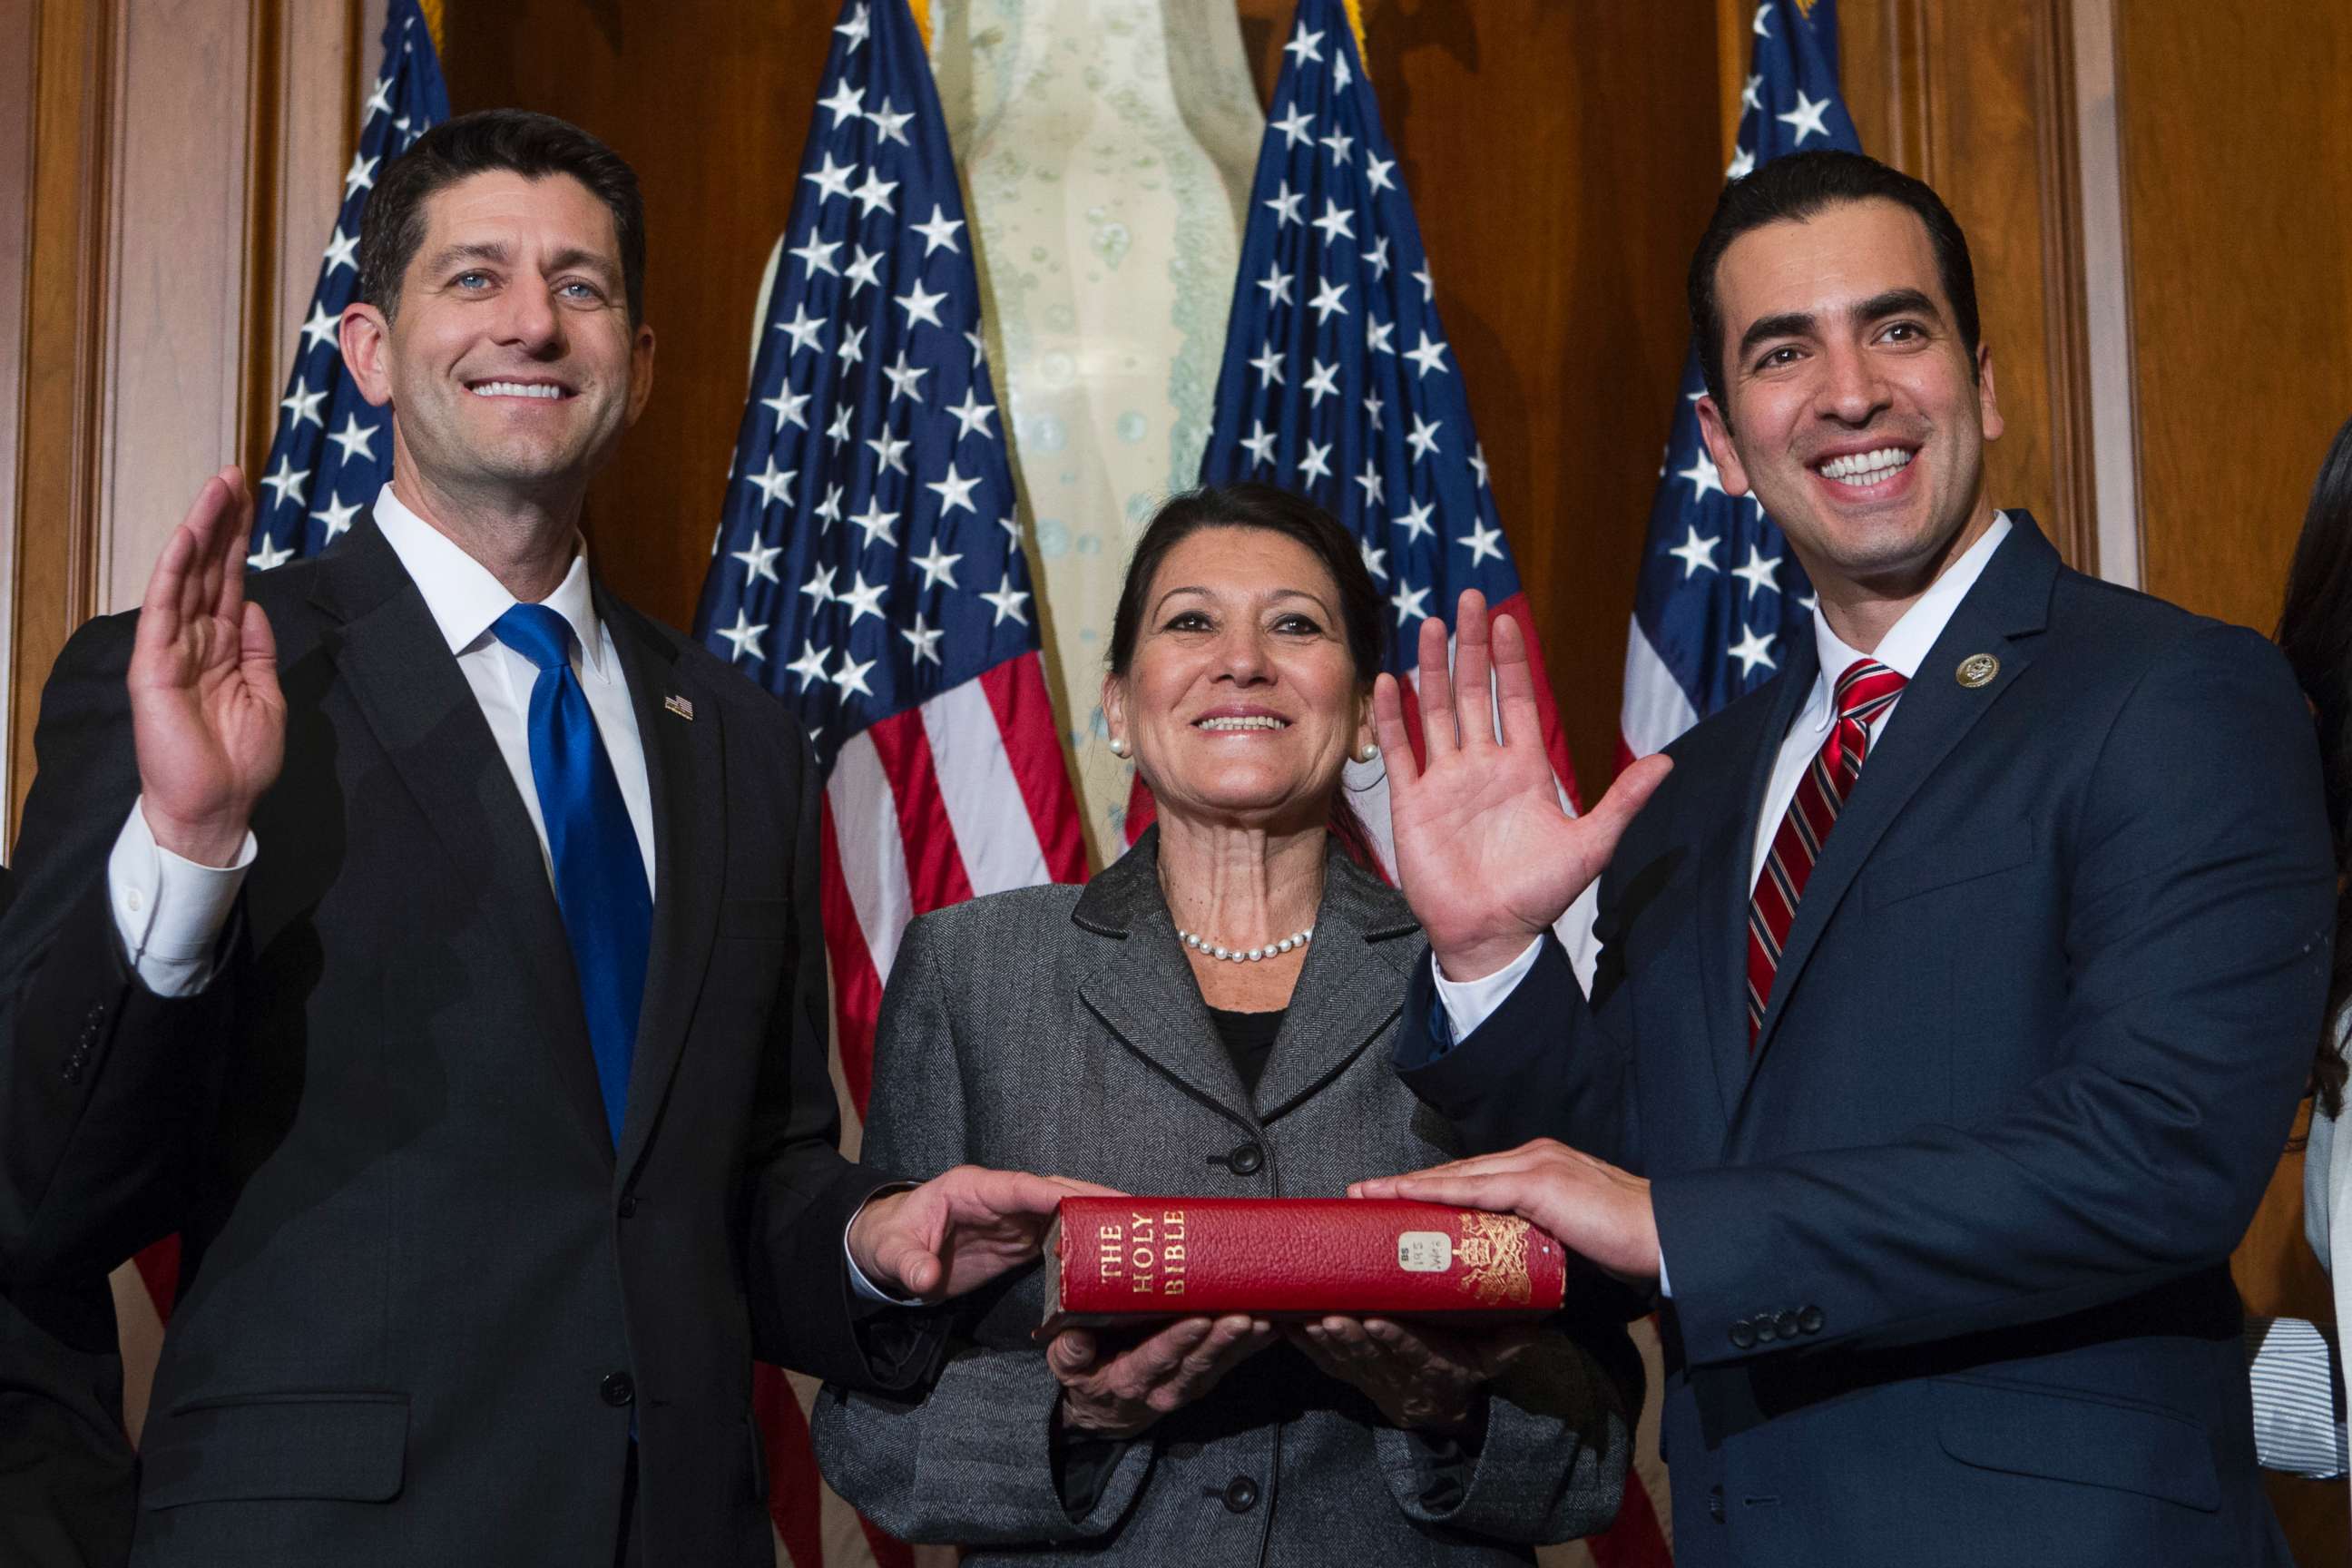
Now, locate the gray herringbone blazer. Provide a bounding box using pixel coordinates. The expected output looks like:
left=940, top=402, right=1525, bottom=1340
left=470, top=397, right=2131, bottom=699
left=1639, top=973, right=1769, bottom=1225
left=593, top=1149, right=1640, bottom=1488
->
left=812, top=829, right=1637, bottom=1565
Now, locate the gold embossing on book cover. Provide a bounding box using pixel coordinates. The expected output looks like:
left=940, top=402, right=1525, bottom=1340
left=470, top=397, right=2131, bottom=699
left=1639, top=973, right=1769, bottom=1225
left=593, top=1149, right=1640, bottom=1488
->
left=1457, top=1212, right=1534, bottom=1307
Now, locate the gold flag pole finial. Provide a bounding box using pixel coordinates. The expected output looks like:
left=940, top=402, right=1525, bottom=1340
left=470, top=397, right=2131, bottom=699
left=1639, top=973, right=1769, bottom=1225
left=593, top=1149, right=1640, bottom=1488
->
left=416, top=0, right=445, bottom=55
left=907, top=0, right=932, bottom=52
left=1341, top=0, right=1367, bottom=62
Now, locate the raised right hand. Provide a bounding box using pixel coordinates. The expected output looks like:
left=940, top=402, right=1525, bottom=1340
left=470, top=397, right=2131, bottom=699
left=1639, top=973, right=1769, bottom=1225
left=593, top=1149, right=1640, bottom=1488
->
left=128, top=468, right=285, bottom=867
left=1049, top=1315, right=1277, bottom=1438
left=1373, top=591, right=1671, bottom=981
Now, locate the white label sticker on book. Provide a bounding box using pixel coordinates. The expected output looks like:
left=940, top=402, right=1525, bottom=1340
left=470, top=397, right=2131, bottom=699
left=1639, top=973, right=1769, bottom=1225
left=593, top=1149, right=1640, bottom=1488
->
left=1397, top=1232, right=1453, bottom=1273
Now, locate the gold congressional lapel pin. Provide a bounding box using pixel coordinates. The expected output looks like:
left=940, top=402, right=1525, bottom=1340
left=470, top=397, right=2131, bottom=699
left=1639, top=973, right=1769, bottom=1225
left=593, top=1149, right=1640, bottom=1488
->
left=664, top=693, right=695, bottom=720
left=1955, top=653, right=2000, bottom=689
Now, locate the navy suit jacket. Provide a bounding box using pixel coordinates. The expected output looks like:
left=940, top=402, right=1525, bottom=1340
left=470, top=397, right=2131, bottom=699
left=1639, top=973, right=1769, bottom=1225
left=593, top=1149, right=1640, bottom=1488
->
left=1396, top=516, right=2333, bottom=1567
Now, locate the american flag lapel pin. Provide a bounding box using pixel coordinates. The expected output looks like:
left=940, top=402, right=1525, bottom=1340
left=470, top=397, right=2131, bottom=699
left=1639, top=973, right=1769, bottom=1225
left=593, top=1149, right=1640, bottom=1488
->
left=664, top=693, right=694, bottom=721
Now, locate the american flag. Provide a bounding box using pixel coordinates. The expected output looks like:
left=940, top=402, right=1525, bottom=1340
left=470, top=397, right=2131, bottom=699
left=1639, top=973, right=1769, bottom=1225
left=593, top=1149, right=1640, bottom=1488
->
left=691, top=5, right=1085, bottom=1559
left=245, top=0, right=449, bottom=570
left=1619, top=0, right=1857, bottom=761
left=1174, top=0, right=1597, bottom=966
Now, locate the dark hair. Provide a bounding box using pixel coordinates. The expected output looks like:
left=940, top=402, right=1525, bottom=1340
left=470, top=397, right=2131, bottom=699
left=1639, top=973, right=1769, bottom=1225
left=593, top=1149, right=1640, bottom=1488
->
left=1109, top=485, right=1384, bottom=860
left=358, top=109, right=647, bottom=326
left=2275, top=413, right=2352, bottom=1117
left=1687, top=150, right=1981, bottom=410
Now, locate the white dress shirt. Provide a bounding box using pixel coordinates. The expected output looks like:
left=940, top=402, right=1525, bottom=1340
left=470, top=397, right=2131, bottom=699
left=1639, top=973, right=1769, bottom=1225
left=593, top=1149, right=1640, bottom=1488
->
left=1429, top=514, right=2015, bottom=1296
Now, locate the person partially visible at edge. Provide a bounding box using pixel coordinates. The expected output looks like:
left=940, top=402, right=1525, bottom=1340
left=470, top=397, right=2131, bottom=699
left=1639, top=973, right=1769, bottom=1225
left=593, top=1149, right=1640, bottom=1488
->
left=0, top=108, right=1098, bottom=1568
left=2277, top=411, right=2352, bottom=1511
left=1357, top=150, right=2332, bottom=1566
left=811, top=484, right=1641, bottom=1565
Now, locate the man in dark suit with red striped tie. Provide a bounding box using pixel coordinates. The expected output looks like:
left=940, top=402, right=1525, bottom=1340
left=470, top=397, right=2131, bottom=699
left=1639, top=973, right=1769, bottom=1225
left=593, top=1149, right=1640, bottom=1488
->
left=1360, top=150, right=2331, bottom=1566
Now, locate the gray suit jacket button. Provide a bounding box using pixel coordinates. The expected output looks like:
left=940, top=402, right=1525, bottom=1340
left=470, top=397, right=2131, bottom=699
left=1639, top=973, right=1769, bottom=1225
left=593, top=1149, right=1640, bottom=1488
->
left=1225, top=1142, right=1263, bottom=1176
left=1220, top=1475, right=1259, bottom=1513
left=1729, top=1318, right=1758, bottom=1349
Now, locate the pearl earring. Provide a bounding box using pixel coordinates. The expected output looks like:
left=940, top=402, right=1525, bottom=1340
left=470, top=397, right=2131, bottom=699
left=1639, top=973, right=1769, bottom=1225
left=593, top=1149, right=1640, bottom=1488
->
left=1108, top=736, right=1128, bottom=757
left=1359, top=742, right=1381, bottom=763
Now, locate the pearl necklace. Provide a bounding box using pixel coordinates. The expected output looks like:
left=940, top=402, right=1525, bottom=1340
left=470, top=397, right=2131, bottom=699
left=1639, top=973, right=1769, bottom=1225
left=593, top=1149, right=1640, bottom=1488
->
left=1177, top=925, right=1313, bottom=964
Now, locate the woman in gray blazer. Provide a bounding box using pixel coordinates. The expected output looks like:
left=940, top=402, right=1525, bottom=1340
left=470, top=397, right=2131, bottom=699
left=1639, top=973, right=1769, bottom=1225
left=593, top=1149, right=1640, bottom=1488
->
left=813, top=485, right=1638, bottom=1564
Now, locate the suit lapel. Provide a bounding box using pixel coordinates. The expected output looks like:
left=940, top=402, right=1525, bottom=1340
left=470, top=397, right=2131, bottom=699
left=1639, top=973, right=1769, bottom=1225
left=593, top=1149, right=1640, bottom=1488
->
left=1073, top=830, right=1253, bottom=1126
left=1700, top=652, right=1818, bottom=1120
left=1251, top=854, right=1420, bottom=1122
left=313, top=517, right=611, bottom=1167
left=604, top=598, right=726, bottom=1182
left=1742, top=517, right=2060, bottom=1095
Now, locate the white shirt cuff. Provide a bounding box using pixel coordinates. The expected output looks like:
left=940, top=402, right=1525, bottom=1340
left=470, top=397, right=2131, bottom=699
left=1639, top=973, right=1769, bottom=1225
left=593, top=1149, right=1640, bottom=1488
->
left=107, top=799, right=254, bottom=996
left=843, top=1189, right=924, bottom=1306
left=2247, top=1315, right=2347, bottom=1479
left=1656, top=1250, right=1671, bottom=1299
left=1431, top=936, right=1546, bottom=1044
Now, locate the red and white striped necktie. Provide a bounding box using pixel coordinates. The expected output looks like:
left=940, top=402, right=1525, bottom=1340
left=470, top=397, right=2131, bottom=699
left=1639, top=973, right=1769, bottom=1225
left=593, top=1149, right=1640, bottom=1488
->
left=1745, top=659, right=1908, bottom=1043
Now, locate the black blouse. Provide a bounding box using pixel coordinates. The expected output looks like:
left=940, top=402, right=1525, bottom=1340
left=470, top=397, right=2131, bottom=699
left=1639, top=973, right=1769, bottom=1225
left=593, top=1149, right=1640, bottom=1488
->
left=1207, top=1005, right=1288, bottom=1098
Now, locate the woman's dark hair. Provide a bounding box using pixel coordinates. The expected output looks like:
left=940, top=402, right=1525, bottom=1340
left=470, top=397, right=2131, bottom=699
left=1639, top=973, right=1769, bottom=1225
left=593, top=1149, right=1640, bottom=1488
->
left=2276, top=413, right=2352, bottom=1116
left=358, top=109, right=647, bottom=326
left=1108, top=484, right=1385, bottom=862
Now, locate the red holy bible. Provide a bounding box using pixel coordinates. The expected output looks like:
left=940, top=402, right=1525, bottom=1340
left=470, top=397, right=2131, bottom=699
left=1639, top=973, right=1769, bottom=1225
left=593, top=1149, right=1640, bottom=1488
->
left=1040, top=1197, right=1568, bottom=1330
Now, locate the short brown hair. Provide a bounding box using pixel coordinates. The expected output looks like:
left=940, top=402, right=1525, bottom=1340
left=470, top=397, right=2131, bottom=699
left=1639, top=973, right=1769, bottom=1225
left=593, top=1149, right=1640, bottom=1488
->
left=358, top=108, right=647, bottom=326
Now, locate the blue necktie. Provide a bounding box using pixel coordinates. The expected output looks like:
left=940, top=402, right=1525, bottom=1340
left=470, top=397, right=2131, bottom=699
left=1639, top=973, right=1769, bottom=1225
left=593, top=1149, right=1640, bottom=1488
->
left=492, top=603, right=652, bottom=1150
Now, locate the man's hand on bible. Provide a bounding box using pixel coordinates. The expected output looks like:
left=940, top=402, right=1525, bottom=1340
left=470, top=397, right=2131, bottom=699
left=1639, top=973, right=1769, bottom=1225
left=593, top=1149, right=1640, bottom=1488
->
left=848, top=1166, right=1116, bottom=1303
left=1353, top=1140, right=1661, bottom=1289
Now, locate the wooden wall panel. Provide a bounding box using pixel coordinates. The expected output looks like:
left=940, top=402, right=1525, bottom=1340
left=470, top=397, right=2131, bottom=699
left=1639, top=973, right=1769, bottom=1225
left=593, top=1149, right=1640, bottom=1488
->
left=0, top=0, right=35, bottom=817
left=11, top=0, right=115, bottom=823
left=2118, top=3, right=2352, bottom=1559
left=255, top=2, right=354, bottom=446
left=96, top=0, right=262, bottom=616
left=1833, top=0, right=2094, bottom=570
left=2121, top=0, right=2352, bottom=634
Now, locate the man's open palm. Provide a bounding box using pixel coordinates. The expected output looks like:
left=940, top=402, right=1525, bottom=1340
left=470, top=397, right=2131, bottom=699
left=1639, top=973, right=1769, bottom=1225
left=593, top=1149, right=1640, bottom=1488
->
left=128, top=468, right=286, bottom=867
left=1373, top=592, right=1669, bottom=981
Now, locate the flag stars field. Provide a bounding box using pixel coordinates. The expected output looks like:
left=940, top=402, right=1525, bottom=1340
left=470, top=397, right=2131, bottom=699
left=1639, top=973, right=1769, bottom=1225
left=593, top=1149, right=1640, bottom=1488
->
left=687, top=0, right=1078, bottom=1031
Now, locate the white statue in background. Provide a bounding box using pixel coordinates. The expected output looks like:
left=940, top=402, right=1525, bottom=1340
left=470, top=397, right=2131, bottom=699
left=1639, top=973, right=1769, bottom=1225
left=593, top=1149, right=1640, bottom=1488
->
left=929, top=0, right=1264, bottom=866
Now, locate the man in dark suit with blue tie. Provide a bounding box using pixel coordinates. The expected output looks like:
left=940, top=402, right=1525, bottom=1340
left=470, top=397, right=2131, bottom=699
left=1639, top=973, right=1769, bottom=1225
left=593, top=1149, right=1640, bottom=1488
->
left=1357, top=151, right=2334, bottom=1565
left=0, top=111, right=1089, bottom=1566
